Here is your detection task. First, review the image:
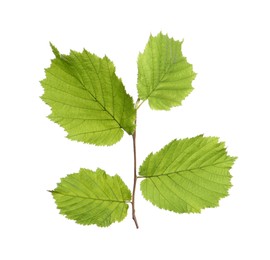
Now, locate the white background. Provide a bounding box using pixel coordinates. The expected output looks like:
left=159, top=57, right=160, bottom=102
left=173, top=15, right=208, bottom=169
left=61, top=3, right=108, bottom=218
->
left=1, top=0, right=270, bottom=259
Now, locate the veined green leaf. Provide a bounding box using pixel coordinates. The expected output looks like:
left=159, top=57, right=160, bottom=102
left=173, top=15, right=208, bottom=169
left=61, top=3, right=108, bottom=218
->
left=139, top=135, right=236, bottom=213
left=52, top=168, right=131, bottom=227
left=137, top=33, right=196, bottom=110
left=41, top=44, right=136, bottom=146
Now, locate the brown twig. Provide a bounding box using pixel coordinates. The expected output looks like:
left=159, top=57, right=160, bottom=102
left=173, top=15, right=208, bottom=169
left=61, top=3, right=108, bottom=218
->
left=132, top=131, right=139, bottom=229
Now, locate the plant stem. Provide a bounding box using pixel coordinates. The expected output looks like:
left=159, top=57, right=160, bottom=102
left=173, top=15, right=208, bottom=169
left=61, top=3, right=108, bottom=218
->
left=132, top=131, right=139, bottom=229
left=131, top=99, right=140, bottom=229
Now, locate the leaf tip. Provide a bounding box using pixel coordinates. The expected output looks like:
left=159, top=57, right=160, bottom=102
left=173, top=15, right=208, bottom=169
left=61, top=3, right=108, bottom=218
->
left=232, top=156, right=238, bottom=161
left=49, top=42, right=61, bottom=58
left=230, top=156, right=238, bottom=166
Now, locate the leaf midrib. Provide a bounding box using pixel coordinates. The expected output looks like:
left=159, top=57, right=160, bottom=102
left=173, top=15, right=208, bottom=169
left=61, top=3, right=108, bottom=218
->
left=140, top=161, right=232, bottom=179
left=53, top=192, right=129, bottom=204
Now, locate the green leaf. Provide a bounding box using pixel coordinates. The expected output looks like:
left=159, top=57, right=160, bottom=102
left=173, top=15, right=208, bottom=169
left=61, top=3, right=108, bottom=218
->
left=51, top=168, right=131, bottom=227
left=49, top=42, right=60, bottom=58
left=139, top=135, right=236, bottom=213
left=137, top=33, right=196, bottom=110
left=41, top=45, right=136, bottom=146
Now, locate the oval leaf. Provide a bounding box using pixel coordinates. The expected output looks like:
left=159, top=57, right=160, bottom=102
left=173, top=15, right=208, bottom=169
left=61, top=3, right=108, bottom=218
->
left=139, top=135, right=237, bottom=213
left=41, top=44, right=136, bottom=146
left=137, top=33, right=196, bottom=110
left=51, top=168, right=131, bottom=227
